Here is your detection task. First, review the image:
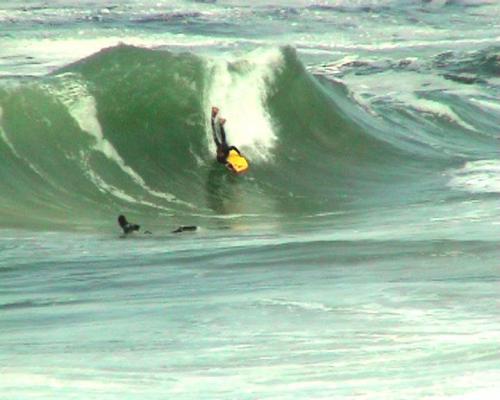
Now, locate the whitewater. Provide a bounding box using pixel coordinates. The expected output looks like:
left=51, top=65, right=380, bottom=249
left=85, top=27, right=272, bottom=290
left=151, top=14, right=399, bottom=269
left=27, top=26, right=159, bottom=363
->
left=1, top=1, right=499, bottom=399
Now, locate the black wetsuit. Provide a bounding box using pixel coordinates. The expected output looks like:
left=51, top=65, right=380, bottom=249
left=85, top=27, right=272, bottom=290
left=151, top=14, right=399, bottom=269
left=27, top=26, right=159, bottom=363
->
left=211, top=117, right=241, bottom=164
left=118, top=215, right=140, bottom=234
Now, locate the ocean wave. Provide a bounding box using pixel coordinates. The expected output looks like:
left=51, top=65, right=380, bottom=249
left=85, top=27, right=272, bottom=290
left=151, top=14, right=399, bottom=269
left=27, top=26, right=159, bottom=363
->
left=0, top=45, right=497, bottom=229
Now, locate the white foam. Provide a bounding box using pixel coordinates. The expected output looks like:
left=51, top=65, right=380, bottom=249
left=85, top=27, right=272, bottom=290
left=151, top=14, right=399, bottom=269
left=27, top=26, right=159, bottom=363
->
left=406, top=96, right=476, bottom=131
left=205, top=48, right=282, bottom=161
left=84, top=166, right=170, bottom=211
left=317, top=67, right=483, bottom=133
left=448, top=160, right=500, bottom=194
left=0, top=106, right=11, bottom=149
left=262, top=298, right=332, bottom=312
left=469, top=97, right=500, bottom=113
left=0, top=371, right=124, bottom=391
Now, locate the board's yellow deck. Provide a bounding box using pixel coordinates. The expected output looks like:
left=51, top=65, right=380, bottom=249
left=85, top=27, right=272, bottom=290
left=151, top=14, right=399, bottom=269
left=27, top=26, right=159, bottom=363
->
left=226, top=149, right=249, bottom=174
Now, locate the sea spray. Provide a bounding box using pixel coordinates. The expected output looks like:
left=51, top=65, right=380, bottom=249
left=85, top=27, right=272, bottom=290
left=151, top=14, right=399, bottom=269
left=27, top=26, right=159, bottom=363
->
left=204, top=48, right=283, bottom=161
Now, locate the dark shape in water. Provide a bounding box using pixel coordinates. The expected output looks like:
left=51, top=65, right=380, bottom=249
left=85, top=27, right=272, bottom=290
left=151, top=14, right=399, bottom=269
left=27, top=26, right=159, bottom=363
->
left=172, top=225, right=198, bottom=234
left=118, top=214, right=140, bottom=234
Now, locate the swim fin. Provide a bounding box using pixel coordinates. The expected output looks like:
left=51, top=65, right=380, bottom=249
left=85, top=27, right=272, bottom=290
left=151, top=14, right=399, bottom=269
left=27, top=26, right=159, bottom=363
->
left=172, top=226, right=197, bottom=234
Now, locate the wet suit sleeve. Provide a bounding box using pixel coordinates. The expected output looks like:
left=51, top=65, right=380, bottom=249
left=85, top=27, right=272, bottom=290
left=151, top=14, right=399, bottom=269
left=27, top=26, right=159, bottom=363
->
left=211, top=117, right=221, bottom=147
left=219, top=124, right=228, bottom=147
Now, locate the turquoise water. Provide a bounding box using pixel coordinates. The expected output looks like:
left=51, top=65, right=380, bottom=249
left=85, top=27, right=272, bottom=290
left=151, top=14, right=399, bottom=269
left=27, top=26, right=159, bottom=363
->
left=1, top=1, right=499, bottom=398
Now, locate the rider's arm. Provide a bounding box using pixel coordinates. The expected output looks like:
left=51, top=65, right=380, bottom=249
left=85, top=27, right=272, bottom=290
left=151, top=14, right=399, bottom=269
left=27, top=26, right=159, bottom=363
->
left=211, top=117, right=221, bottom=147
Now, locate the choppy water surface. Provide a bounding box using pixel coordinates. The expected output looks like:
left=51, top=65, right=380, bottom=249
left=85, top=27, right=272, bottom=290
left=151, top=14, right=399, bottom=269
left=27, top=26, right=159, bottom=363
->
left=1, top=1, right=499, bottom=398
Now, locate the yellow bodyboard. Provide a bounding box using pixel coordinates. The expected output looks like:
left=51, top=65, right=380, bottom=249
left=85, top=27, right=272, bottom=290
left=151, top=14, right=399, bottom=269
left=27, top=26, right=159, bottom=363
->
left=226, top=149, right=249, bottom=174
